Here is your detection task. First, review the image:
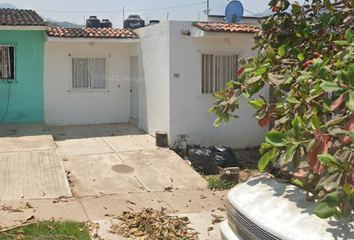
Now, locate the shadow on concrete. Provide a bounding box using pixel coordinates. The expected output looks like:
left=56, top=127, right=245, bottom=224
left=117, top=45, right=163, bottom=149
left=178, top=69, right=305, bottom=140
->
left=0, top=122, right=51, bottom=138
left=49, top=123, right=146, bottom=141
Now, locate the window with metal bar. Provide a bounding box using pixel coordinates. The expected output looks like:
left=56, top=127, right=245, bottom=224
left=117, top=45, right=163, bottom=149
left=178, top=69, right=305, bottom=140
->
left=201, top=53, right=238, bottom=94
left=72, top=58, right=106, bottom=89
left=0, top=46, right=15, bottom=80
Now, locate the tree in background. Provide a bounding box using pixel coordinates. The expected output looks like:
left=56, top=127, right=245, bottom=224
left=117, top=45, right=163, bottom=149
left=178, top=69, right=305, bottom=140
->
left=209, top=0, right=354, bottom=218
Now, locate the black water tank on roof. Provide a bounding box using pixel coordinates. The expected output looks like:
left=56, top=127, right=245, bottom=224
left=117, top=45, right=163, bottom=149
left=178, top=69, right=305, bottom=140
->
left=124, top=14, right=145, bottom=30
left=87, top=16, right=100, bottom=28
left=101, top=19, right=112, bottom=28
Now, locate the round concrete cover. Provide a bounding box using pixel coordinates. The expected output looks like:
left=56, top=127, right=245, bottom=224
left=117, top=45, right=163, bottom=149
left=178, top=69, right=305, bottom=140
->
left=111, top=164, right=134, bottom=174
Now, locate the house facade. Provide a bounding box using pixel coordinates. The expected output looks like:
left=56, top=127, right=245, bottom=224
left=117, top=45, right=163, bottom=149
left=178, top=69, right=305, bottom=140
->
left=43, top=27, right=139, bottom=125
left=135, top=21, right=268, bottom=148
left=0, top=8, right=266, bottom=149
left=0, top=9, right=47, bottom=123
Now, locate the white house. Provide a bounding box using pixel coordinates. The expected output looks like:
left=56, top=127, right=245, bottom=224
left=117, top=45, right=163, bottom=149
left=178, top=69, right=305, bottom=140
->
left=43, top=19, right=268, bottom=149
left=135, top=21, right=268, bottom=149
left=44, top=27, right=139, bottom=125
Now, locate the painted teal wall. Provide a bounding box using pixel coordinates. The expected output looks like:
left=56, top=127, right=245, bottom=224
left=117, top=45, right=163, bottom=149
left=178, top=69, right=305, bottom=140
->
left=0, top=30, right=44, bottom=123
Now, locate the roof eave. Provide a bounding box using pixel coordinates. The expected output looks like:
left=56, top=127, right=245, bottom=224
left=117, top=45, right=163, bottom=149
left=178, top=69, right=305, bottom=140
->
left=0, top=25, right=48, bottom=31
left=45, top=37, right=140, bottom=43
left=192, top=26, right=258, bottom=38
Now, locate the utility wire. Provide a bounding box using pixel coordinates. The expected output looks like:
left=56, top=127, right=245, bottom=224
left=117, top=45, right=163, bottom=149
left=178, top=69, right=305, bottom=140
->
left=36, top=2, right=204, bottom=13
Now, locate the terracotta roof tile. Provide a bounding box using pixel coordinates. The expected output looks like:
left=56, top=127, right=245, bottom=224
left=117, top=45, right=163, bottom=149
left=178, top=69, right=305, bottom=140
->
left=192, top=22, right=260, bottom=34
left=0, top=8, right=46, bottom=26
left=46, top=27, right=139, bottom=39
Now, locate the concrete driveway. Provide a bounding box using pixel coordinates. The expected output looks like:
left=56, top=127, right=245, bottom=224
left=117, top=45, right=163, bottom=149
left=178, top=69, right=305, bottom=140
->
left=49, top=123, right=207, bottom=196
left=0, top=123, right=71, bottom=200
left=0, top=123, right=226, bottom=240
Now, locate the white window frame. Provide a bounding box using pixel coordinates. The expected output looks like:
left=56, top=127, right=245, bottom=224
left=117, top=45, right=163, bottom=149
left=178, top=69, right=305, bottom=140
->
left=70, top=53, right=110, bottom=92
left=0, top=45, right=16, bottom=81
left=201, top=51, right=241, bottom=94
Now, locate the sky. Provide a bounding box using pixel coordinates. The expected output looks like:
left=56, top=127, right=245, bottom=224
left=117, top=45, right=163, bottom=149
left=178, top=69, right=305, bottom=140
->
left=1, top=0, right=305, bottom=27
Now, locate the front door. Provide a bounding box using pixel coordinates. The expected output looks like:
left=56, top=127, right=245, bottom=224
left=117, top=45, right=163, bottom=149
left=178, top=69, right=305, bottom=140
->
left=130, top=56, right=139, bottom=121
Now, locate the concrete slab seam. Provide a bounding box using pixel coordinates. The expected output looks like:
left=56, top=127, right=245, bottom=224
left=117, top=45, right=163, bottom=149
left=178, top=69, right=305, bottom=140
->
left=88, top=125, right=126, bottom=163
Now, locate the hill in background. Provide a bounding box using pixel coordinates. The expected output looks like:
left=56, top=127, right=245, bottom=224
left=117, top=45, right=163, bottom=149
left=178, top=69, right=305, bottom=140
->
left=0, top=3, right=84, bottom=28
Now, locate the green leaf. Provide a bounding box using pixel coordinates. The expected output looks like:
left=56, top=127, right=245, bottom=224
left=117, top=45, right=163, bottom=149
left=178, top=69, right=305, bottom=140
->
left=314, top=203, right=336, bottom=219
left=325, top=192, right=340, bottom=207
left=296, top=74, right=313, bottom=82
left=266, top=49, right=276, bottom=59
left=333, top=41, right=348, bottom=46
left=258, top=148, right=277, bottom=172
left=248, top=99, right=266, bottom=109
left=292, top=117, right=304, bottom=140
left=246, top=75, right=262, bottom=84
left=349, top=131, right=354, bottom=143
left=327, top=115, right=348, bottom=126
left=344, top=183, right=351, bottom=195
left=297, top=53, right=305, bottom=61
left=320, top=82, right=343, bottom=92
left=287, top=97, right=301, bottom=104
left=345, top=29, right=354, bottom=43
left=310, top=115, right=321, bottom=130
left=347, top=64, right=354, bottom=85
left=314, top=192, right=340, bottom=219
left=318, top=154, right=340, bottom=169
left=324, top=0, right=336, bottom=11
left=291, top=178, right=305, bottom=188
left=307, top=138, right=316, bottom=153
left=260, top=142, right=272, bottom=154
left=284, top=145, right=296, bottom=162
left=268, top=73, right=285, bottom=85
left=254, top=67, right=267, bottom=76
left=278, top=44, right=287, bottom=57
left=213, top=93, right=225, bottom=100
left=213, top=118, right=222, bottom=127
left=346, top=91, right=354, bottom=112
left=266, top=131, right=288, bottom=147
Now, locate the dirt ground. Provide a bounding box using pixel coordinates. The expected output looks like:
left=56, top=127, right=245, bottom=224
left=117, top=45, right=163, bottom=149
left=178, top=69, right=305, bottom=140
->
left=233, top=146, right=262, bottom=181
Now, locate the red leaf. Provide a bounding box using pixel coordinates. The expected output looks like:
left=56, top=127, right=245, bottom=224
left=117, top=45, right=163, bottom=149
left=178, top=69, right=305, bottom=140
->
left=343, top=136, right=351, bottom=144
left=307, top=130, right=330, bottom=174
left=258, top=113, right=270, bottom=128
left=344, top=116, right=354, bottom=131
left=272, top=7, right=280, bottom=12
left=303, top=61, right=313, bottom=68
left=330, top=94, right=346, bottom=111
left=237, top=67, right=245, bottom=77
left=313, top=52, right=320, bottom=58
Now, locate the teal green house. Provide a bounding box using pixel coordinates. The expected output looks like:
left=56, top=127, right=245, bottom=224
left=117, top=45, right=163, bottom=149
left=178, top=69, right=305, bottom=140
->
left=0, top=9, right=47, bottom=124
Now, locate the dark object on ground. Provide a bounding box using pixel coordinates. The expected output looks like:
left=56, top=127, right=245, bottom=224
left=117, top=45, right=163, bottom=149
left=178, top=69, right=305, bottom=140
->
left=220, top=167, right=240, bottom=184
left=187, top=148, right=220, bottom=175
left=156, top=131, right=168, bottom=147
left=210, top=145, right=243, bottom=168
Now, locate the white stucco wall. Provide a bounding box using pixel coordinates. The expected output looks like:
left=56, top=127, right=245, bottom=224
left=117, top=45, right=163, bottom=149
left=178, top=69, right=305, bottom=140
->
left=137, top=21, right=267, bottom=148
left=44, top=41, right=133, bottom=126
left=168, top=21, right=268, bottom=149
left=136, top=22, right=171, bottom=137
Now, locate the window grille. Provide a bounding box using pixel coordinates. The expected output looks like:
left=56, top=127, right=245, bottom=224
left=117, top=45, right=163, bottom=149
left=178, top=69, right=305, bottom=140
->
left=0, top=45, right=15, bottom=80
left=201, top=53, right=238, bottom=94
left=72, top=57, right=106, bottom=89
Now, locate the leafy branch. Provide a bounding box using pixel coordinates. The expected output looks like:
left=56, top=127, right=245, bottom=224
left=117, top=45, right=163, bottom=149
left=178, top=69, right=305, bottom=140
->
left=209, top=0, right=354, bottom=219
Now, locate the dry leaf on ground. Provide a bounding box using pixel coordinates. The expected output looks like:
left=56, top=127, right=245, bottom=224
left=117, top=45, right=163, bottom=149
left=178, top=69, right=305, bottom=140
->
left=110, top=207, right=199, bottom=240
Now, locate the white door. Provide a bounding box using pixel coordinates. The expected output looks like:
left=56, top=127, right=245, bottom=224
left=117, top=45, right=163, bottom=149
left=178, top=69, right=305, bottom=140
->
left=130, top=56, right=139, bottom=120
